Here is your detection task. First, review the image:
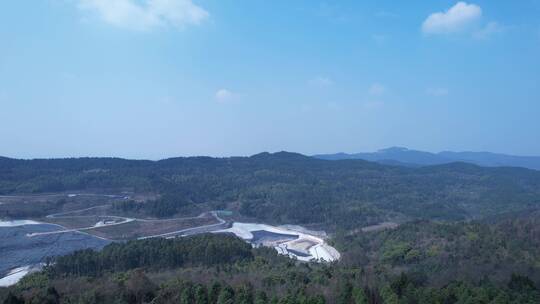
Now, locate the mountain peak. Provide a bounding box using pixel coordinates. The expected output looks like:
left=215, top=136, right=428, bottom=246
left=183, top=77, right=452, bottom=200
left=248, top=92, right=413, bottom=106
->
left=378, top=147, right=410, bottom=153
left=250, top=151, right=309, bottom=160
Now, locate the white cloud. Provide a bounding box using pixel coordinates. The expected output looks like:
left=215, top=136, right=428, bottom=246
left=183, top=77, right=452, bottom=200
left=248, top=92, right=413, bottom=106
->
left=77, top=0, right=209, bottom=31
left=422, top=2, right=482, bottom=35
left=215, top=89, right=234, bottom=103
left=369, top=83, right=386, bottom=96
left=309, top=76, right=334, bottom=87
left=426, top=87, right=449, bottom=97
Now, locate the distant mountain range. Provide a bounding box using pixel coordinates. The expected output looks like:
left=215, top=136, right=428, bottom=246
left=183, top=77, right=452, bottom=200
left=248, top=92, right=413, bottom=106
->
left=313, top=147, right=540, bottom=170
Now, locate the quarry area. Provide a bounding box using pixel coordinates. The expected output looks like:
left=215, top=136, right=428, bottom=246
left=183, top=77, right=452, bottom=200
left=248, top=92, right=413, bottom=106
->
left=216, top=222, right=341, bottom=262
left=1, top=192, right=343, bottom=286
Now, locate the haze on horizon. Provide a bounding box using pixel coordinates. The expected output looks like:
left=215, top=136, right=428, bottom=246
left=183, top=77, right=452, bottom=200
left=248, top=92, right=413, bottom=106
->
left=1, top=1, right=539, bottom=159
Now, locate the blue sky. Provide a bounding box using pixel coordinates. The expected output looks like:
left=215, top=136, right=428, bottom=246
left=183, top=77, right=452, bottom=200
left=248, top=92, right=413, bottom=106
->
left=1, top=1, right=539, bottom=159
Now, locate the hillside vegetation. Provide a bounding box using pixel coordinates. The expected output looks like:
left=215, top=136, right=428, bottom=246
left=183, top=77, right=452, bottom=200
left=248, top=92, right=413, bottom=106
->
left=2, top=216, right=540, bottom=304
left=2, top=153, right=540, bottom=229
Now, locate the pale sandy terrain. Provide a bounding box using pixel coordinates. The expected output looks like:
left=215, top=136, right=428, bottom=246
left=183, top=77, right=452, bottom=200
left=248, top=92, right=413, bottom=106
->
left=216, top=222, right=340, bottom=262
left=0, top=220, right=41, bottom=227
left=0, top=266, right=31, bottom=287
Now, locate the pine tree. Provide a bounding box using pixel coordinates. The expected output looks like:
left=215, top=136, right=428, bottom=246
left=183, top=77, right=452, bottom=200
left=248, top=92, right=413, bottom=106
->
left=209, top=281, right=222, bottom=304
left=352, top=287, right=368, bottom=304
left=217, top=286, right=235, bottom=304
left=380, top=285, right=399, bottom=304
left=255, top=291, right=269, bottom=304
left=195, top=284, right=209, bottom=304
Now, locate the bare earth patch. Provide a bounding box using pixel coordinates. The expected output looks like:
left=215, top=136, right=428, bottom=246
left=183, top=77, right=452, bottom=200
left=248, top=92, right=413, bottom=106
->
left=361, top=222, right=399, bottom=232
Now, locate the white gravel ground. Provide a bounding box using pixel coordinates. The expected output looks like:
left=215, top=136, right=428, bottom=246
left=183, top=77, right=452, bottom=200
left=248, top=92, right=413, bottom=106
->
left=0, top=266, right=31, bottom=287
left=0, top=220, right=41, bottom=227
left=216, top=222, right=340, bottom=262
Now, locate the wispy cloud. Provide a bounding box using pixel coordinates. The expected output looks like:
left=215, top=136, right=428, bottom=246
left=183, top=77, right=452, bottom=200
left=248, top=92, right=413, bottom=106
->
left=77, top=0, right=209, bottom=31
left=215, top=89, right=235, bottom=103
left=375, top=11, right=398, bottom=19
left=327, top=101, right=343, bottom=111
left=473, top=22, right=504, bottom=39
left=314, top=2, right=349, bottom=23
left=422, top=2, right=482, bottom=35
left=362, top=100, right=384, bottom=110
left=309, top=76, right=334, bottom=87
left=369, top=83, right=386, bottom=96
left=372, top=34, right=388, bottom=44
left=362, top=83, right=387, bottom=110
left=426, top=87, right=449, bottom=97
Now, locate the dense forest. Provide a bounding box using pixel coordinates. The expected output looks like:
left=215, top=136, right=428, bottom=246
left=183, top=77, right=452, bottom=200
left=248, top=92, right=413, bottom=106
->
left=2, top=212, right=540, bottom=303
left=2, top=153, right=540, bottom=229
left=334, top=210, right=540, bottom=285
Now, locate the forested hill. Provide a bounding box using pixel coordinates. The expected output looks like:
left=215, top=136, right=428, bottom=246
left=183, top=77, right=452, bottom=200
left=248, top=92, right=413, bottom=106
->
left=2, top=221, right=540, bottom=303
left=313, top=147, right=540, bottom=170
left=2, top=152, right=540, bottom=229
